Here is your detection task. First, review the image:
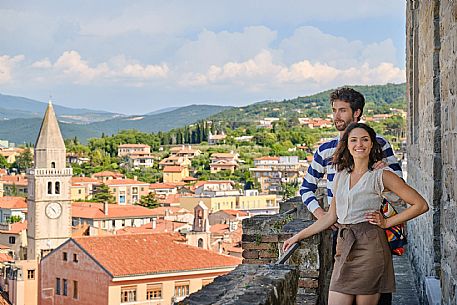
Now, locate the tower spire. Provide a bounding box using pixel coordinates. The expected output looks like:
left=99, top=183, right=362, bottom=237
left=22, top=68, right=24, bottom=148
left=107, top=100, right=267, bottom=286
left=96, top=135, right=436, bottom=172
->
left=34, top=101, right=66, bottom=169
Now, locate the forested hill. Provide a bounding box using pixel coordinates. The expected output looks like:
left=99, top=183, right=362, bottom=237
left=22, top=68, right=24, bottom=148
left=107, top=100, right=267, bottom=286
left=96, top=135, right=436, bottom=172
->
left=210, top=83, right=406, bottom=123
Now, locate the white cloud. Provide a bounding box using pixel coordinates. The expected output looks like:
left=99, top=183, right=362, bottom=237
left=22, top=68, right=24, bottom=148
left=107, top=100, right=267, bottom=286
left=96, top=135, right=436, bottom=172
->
left=0, top=54, right=24, bottom=84
left=30, top=51, right=169, bottom=84
left=122, top=63, right=169, bottom=79
left=178, top=50, right=405, bottom=91
left=31, top=58, right=53, bottom=68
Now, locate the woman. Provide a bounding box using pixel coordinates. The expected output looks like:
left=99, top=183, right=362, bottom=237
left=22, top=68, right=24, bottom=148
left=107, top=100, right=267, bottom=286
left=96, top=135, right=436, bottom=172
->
left=283, top=123, right=429, bottom=305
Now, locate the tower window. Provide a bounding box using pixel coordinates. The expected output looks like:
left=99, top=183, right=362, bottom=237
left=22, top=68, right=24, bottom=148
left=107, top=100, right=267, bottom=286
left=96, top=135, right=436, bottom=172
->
left=48, top=182, right=53, bottom=194
left=55, top=182, right=60, bottom=194
left=51, top=162, right=56, bottom=168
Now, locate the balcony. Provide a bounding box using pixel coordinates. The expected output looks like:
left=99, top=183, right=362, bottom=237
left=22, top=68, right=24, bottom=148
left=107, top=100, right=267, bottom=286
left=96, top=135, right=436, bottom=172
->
left=177, top=191, right=421, bottom=305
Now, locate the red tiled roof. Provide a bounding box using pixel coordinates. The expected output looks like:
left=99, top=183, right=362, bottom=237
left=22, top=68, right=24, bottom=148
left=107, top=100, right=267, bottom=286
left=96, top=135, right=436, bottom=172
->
left=71, top=202, right=158, bottom=219
left=211, top=153, right=236, bottom=158
left=0, top=253, right=13, bottom=263
left=0, top=197, right=27, bottom=209
left=0, top=175, right=28, bottom=186
left=149, top=183, right=177, bottom=190
left=93, top=171, right=124, bottom=178
left=163, top=166, right=184, bottom=173
left=254, top=156, right=279, bottom=161
left=221, top=209, right=249, bottom=217
left=104, top=178, right=149, bottom=186
left=194, top=180, right=234, bottom=188
left=118, top=144, right=150, bottom=148
left=74, top=233, right=241, bottom=277
left=117, top=219, right=188, bottom=234
left=0, top=244, right=10, bottom=250
left=182, top=176, right=197, bottom=181
left=71, top=177, right=100, bottom=185
left=0, top=221, right=27, bottom=234
left=157, top=194, right=181, bottom=204
left=210, top=224, right=230, bottom=234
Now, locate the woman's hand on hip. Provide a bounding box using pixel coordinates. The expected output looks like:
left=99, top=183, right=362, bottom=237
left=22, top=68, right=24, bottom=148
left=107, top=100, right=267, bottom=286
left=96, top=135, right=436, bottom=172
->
left=366, top=211, right=387, bottom=228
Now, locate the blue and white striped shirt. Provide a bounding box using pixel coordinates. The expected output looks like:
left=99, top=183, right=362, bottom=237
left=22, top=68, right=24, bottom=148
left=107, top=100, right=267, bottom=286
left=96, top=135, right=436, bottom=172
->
left=300, top=135, right=403, bottom=213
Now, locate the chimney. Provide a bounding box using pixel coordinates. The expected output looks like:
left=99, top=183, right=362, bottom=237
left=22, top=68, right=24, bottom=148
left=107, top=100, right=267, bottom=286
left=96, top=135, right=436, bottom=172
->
left=133, top=175, right=138, bottom=181
left=103, top=201, right=109, bottom=215
left=151, top=217, right=157, bottom=229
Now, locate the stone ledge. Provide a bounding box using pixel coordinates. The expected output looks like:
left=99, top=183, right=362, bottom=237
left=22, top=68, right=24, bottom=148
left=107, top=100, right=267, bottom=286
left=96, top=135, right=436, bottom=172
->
left=177, top=264, right=299, bottom=305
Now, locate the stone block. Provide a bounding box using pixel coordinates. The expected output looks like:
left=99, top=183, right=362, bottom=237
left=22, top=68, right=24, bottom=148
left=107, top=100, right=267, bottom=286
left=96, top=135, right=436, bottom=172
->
left=242, top=249, right=259, bottom=259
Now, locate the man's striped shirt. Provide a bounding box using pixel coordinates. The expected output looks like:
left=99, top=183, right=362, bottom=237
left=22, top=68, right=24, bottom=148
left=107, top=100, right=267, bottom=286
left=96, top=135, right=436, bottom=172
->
left=300, top=135, right=403, bottom=213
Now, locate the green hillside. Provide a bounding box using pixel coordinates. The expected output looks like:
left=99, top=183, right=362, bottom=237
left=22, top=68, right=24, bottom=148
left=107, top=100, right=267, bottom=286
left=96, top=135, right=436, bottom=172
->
left=210, top=83, right=406, bottom=122
left=0, top=104, right=229, bottom=144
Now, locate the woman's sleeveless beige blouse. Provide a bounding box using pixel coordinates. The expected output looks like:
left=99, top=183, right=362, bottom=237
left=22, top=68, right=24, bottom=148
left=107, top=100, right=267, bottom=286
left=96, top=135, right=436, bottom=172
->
left=335, top=168, right=390, bottom=224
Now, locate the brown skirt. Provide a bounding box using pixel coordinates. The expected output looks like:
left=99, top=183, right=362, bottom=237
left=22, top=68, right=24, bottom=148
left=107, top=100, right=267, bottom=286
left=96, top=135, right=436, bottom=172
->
left=329, top=222, right=395, bottom=295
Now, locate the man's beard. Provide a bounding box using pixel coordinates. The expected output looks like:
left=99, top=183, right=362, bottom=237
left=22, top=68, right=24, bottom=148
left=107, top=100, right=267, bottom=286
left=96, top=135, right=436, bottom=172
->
left=334, top=119, right=352, bottom=131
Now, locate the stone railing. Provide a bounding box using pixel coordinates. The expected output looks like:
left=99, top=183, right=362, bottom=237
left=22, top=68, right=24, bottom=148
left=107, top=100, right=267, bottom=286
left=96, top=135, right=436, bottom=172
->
left=178, top=189, right=331, bottom=305
left=28, top=168, right=73, bottom=176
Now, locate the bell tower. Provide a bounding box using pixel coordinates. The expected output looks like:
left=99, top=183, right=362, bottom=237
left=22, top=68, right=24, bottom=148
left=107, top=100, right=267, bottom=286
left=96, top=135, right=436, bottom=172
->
left=27, top=101, right=72, bottom=260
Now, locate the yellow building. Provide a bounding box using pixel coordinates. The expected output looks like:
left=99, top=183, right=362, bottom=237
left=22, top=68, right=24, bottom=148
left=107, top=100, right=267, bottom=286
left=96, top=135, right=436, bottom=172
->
left=179, top=191, right=278, bottom=215
left=162, top=166, right=189, bottom=183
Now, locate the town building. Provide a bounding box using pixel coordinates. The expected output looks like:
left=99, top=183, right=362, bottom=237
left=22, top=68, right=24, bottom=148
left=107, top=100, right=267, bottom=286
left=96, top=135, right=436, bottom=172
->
left=0, top=197, right=27, bottom=223
left=209, top=152, right=240, bottom=173
left=0, top=222, right=27, bottom=260
left=162, top=166, right=190, bottom=183
left=71, top=202, right=159, bottom=235
left=91, top=171, right=124, bottom=183
left=0, top=175, right=28, bottom=197
left=70, top=177, right=100, bottom=201
left=103, top=178, right=150, bottom=205
left=39, top=233, right=241, bottom=305
left=169, top=145, right=201, bottom=159
left=249, top=156, right=306, bottom=194
left=208, top=131, right=226, bottom=145
left=117, top=144, right=151, bottom=157
left=158, top=156, right=192, bottom=169
left=179, top=191, right=278, bottom=215
left=194, top=180, right=241, bottom=197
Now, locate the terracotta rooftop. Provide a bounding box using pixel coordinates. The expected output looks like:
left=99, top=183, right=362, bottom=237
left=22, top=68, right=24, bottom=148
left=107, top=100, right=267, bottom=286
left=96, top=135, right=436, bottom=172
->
left=221, top=209, right=249, bottom=217
left=92, top=171, right=124, bottom=178
left=72, top=202, right=158, bottom=219
left=0, top=221, right=27, bottom=234
left=0, top=253, right=13, bottom=263
left=0, top=196, right=27, bottom=209
left=71, top=177, right=100, bottom=184
left=0, top=175, right=28, bottom=186
left=116, top=219, right=188, bottom=234
left=163, top=166, right=184, bottom=173
left=118, top=144, right=150, bottom=148
left=211, top=153, right=236, bottom=158
left=254, top=156, right=280, bottom=161
left=104, top=178, right=149, bottom=186
left=149, top=183, right=177, bottom=189
left=73, top=233, right=241, bottom=277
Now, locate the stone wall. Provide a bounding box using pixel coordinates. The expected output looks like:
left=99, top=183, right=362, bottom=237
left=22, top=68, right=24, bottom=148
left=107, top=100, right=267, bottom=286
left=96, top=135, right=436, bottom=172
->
left=241, top=196, right=332, bottom=305
left=177, top=195, right=332, bottom=305
left=176, top=264, right=299, bottom=305
left=406, top=0, right=457, bottom=304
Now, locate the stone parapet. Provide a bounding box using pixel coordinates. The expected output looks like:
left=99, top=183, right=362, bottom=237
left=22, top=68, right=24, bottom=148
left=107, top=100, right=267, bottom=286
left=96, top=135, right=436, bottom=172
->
left=177, top=264, right=299, bottom=305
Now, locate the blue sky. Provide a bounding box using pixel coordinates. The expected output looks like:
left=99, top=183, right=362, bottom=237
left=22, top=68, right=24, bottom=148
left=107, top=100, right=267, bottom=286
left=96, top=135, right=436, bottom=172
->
left=0, top=1, right=406, bottom=114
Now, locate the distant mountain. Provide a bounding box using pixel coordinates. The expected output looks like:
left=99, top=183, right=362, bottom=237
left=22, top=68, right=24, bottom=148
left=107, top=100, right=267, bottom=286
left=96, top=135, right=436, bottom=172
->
left=0, top=93, right=123, bottom=123
left=146, top=107, right=180, bottom=115
left=0, top=104, right=230, bottom=144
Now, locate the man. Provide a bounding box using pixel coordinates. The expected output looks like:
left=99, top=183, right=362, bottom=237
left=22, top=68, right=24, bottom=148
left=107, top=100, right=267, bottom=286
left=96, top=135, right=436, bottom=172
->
left=300, top=87, right=402, bottom=305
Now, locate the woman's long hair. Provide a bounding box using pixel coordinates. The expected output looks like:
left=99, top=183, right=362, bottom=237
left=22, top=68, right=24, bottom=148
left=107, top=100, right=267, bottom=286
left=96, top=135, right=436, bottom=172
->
left=332, top=123, right=384, bottom=172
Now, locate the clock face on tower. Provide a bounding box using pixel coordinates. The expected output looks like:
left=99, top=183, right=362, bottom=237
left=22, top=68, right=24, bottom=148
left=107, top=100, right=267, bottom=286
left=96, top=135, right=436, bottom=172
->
left=45, top=202, right=62, bottom=219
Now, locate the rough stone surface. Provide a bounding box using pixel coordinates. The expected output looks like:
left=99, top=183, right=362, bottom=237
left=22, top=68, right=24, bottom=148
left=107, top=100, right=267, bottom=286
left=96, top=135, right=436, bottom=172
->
left=406, top=0, right=457, bottom=304
left=177, top=264, right=299, bottom=305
